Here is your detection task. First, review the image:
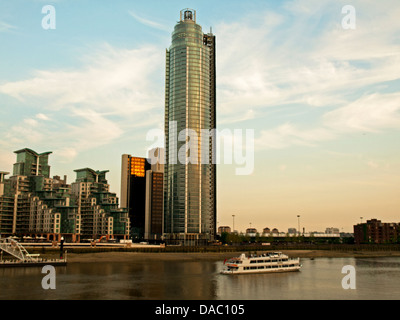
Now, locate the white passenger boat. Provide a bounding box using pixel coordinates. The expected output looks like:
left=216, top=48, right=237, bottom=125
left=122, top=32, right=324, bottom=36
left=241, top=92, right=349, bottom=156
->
left=221, top=252, right=301, bottom=274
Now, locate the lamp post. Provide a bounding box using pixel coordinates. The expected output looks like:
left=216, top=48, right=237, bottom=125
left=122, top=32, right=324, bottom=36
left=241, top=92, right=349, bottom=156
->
left=232, top=215, right=235, bottom=233
left=297, top=215, right=301, bottom=237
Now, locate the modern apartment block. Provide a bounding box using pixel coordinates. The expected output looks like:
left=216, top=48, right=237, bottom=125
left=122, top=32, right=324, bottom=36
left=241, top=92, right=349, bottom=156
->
left=120, top=154, right=151, bottom=240
left=71, top=168, right=130, bottom=241
left=121, top=148, right=164, bottom=241
left=144, top=170, right=164, bottom=240
left=0, top=148, right=129, bottom=242
left=217, top=226, right=231, bottom=234
left=354, top=219, right=400, bottom=244
left=164, top=9, right=217, bottom=245
left=0, top=171, right=13, bottom=234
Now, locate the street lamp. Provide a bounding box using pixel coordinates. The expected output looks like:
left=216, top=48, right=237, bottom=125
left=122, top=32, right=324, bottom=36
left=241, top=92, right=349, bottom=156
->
left=297, top=215, right=300, bottom=236
left=232, top=215, right=235, bottom=233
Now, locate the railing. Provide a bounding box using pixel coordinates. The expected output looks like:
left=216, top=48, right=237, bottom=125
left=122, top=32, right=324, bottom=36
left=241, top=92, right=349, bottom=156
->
left=0, top=237, right=36, bottom=262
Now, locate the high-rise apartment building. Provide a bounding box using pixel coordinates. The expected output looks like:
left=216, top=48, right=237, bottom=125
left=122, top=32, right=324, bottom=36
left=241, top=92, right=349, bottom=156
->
left=144, top=170, right=164, bottom=240
left=0, top=148, right=129, bottom=241
left=72, top=168, right=129, bottom=241
left=121, top=148, right=164, bottom=241
left=120, top=154, right=151, bottom=239
left=164, top=9, right=216, bottom=245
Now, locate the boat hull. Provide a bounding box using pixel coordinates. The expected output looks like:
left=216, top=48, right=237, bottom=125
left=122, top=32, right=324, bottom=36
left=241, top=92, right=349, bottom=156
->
left=221, top=266, right=301, bottom=275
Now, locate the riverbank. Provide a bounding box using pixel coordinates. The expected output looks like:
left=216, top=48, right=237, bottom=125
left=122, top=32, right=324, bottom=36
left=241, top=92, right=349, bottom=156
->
left=64, top=249, right=400, bottom=263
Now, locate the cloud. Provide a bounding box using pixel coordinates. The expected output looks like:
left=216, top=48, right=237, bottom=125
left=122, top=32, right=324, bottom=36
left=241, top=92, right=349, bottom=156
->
left=255, top=123, right=336, bottom=150
left=1, top=0, right=400, bottom=161
left=0, top=44, right=164, bottom=115
left=36, top=113, right=51, bottom=121
left=367, top=160, right=379, bottom=169
left=0, top=43, right=165, bottom=162
left=214, top=0, right=400, bottom=152
left=128, top=11, right=169, bottom=31
left=0, top=21, right=16, bottom=33
left=323, top=93, right=400, bottom=133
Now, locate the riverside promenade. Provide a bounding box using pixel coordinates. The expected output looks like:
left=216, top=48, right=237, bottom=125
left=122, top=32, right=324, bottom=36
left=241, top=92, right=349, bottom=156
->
left=15, top=243, right=400, bottom=263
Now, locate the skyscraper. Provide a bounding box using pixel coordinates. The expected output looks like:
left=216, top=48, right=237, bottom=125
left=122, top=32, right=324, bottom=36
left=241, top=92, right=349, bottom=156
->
left=164, top=9, right=216, bottom=245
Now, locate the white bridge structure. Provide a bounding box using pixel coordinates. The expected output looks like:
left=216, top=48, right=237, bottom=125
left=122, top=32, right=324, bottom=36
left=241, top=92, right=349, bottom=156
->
left=0, top=237, right=40, bottom=262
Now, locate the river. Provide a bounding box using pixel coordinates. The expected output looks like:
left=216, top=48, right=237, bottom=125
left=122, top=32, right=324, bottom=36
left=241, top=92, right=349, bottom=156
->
left=1, top=257, right=400, bottom=300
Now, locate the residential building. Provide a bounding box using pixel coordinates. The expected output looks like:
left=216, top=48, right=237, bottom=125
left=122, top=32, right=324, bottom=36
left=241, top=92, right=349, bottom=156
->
left=72, top=168, right=129, bottom=241
left=0, top=148, right=129, bottom=242
left=144, top=170, right=164, bottom=241
left=121, top=149, right=164, bottom=242
left=164, top=9, right=217, bottom=245
left=246, top=228, right=257, bottom=237
left=0, top=171, right=13, bottom=234
left=120, top=154, right=151, bottom=240
left=325, top=227, right=340, bottom=234
left=217, top=226, right=231, bottom=234
left=354, top=219, right=400, bottom=244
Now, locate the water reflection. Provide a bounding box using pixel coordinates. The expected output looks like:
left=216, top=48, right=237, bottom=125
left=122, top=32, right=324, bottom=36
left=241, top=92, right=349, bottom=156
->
left=56, top=260, right=219, bottom=300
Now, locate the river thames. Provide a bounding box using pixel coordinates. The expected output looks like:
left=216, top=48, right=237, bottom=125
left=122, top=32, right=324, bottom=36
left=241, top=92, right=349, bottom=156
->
left=1, top=256, right=400, bottom=300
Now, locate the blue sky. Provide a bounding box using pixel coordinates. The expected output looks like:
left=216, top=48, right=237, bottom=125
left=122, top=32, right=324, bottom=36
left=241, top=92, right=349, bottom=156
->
left=1, top=0, right=400, bottom=233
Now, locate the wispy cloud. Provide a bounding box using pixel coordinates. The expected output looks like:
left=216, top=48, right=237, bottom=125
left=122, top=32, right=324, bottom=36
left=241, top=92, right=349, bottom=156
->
left=0, top=21, right=16, bottom=33
left=255, top=123, right=336, bottom=150
left=0, top=42, right=165, bottom=162
left=128, top=11, right=169, bottom=31
left=323, top=93, right=400, bottom=133
left=215, top=0, right=400, bottom=150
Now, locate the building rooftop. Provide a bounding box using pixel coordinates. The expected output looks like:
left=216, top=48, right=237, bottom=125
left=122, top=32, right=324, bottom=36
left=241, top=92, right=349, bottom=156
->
left=14, top=148, right=52, bottom=156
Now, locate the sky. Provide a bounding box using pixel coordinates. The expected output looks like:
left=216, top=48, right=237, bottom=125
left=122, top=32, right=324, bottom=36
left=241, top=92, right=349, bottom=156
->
left=0, top=0, right=399, bottom=234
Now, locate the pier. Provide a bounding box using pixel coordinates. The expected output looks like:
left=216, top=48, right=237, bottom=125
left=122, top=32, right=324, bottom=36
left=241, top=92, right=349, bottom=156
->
left=0, top=237, right=67, bottom=268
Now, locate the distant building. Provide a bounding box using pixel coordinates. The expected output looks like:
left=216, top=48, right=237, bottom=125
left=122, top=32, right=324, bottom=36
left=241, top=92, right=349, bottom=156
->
left=354, top=219, right=400, bottom=244
left=288, top=228, right=297, bottom=234
left=218, top=226, right=231, bottom=234
left=325, top=227, right=340, bottom=234
left=262, top=227, right=271, bottom=235
left=246, top=228, right=257, bottom=237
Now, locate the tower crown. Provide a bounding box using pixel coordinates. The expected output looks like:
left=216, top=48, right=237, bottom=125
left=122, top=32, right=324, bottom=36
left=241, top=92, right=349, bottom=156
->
left=180, top=8, right=196, bottom=22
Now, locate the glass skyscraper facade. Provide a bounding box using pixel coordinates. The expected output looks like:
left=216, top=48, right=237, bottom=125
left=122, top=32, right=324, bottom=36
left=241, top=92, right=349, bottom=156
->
left=164, top=9, right=216, bottom=245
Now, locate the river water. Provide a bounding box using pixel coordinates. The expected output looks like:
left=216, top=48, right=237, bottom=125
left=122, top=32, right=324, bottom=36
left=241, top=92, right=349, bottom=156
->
left=1, top=257, right=400, bottom=300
